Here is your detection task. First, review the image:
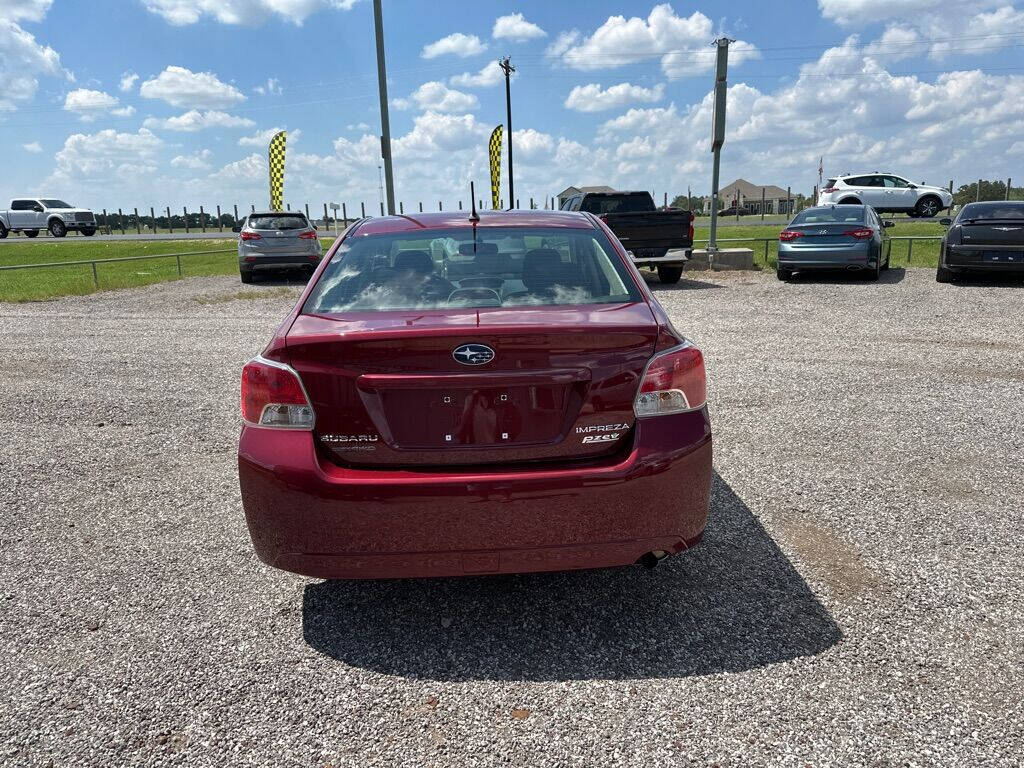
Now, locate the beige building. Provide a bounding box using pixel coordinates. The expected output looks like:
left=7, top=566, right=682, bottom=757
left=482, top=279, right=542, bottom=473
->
left=704, top=179, right=796, bottom=214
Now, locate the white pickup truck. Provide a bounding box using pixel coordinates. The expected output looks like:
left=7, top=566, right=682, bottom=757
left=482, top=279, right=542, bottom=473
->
left=0, top=198, right=98, bottom=238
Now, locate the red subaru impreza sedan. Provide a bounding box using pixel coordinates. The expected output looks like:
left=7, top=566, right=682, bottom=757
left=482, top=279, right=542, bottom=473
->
left=238, top=210, right=712, bottom=579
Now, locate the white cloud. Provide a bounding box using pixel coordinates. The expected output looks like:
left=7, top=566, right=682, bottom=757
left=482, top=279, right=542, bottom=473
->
left=548, top=4, right=759, bottom=79
left=421, top=32, right=486, bottom=59
left=171, top=149, right=213, bottom=169
left=63, top=88, right=135, bottom=121
left=119, top=71, right=139, bottom=92
left=1, top=0, right=53, bottom=22
left=393, top=81, right=478, bottom=113
left=492, top=13, right=545, bottom=41
left=564, top=82, right=665, bottom=112
left=141, top=0, right=360, bottom=25
left=46, top=128, right=163, bottom=191
left=346, top=121, right=370, bottom=131
left=143, top=109, right=255, bottom=131
left=450, top=62, right=505, bottom=88
left=253, top=77, right=282, bottom=95
left=140, top=65, right=246, bottom=109
left=238, top=126, right=300, bottom=146
left=22, top=140, right=42, bottom=152
left=0, top=16, right=70, bottom=111
left=209, top=152, right=267, bottom=183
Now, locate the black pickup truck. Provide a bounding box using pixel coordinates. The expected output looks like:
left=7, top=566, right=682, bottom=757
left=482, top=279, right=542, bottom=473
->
left=560, top=190, right=693, bottom=283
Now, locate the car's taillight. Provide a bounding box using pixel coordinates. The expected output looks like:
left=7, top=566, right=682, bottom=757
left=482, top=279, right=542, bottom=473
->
left=688, top=220, right=694, bottom=241
left=822, top=187, right=835, bottom=193
left=240, top=231, right=261, bottom=241
left=779, top=230, right=803, bottom=241
left=241, top=357, right=314, bottom=429
left=844, top=227, right=874, bottom=239
left=298, top=230, right=317, bottom=239
left=634, top=343, right=706, bottom=417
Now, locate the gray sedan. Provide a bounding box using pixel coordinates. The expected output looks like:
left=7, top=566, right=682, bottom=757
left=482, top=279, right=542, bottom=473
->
left=777, top=204, right=893, bottom=281
left=234, top=211, right=322, bottom=283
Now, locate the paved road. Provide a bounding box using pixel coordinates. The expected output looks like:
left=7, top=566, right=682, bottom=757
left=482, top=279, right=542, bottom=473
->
left=3, top=268, right=1021, bottom=766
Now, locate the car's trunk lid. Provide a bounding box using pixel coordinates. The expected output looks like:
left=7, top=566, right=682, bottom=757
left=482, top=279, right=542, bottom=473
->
left=283, top=303, right=658, bottom=467
left=960, top=220, right=1024, bottom=247
left=787, top=222, right=865, bottom=246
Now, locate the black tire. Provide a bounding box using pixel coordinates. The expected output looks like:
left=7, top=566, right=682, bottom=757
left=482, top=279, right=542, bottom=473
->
left=81, top=228, right=96, bottom=237
left=240, top=269, right=254, bottom=284
left=0, top=223, right=7, bottom=239
left=25, top=229, right=39, bottom=238
left=936, top=264, right=956, bottom=283
left=839, top=197, right=861, bottom=206
left=656, top=265, right=683, bottom=284
left=48, top=220, right=67, bottom=238
left=882, top=247, right=891, bottom=270
left=866, top=261, right=881, bottom=281
left=915, top=196, right=942, bottom=218
left=776, top=267, right=792, bottom=281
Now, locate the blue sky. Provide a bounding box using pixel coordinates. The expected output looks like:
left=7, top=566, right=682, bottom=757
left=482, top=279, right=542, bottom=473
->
left=3, top=0, right=1024, bottom=210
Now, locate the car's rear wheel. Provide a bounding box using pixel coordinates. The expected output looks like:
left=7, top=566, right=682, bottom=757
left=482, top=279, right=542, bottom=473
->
left=866, top=260, right=881, bottom=281
left=240, top=269, right=254, bottom=284
left=656, top=265, right=683, bottom=284
left=48, top=220, right=67, bottom=238
left=0, top=223, right=7, bottom=239
left=915, top=196, right=942, bottom=218
left=25, top=229, right=39, bottom=238
left=81, top=227, right=96, bottom=237
left=776, top=267, right=792, bottom=281
left=936, top=263, right=956, bottom=283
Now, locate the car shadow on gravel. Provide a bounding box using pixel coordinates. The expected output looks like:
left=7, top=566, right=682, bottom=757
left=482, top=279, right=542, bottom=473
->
left=790, top=267, right=906, bottom=284
left=301, top=473, right=841, bottom=681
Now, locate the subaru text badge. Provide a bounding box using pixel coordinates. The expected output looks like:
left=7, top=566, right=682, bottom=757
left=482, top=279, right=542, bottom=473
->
left=453, top=344, right=495, bottom=366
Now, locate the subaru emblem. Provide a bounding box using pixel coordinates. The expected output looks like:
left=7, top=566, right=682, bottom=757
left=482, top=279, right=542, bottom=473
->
left=453, top=344, right=495, bottom=366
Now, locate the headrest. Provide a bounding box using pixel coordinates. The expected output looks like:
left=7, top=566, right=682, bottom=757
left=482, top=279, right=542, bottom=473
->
left=522, top=248, right=580, bottom=292
left=393, top=250, right=433, bottom=275
left=458, top=242, right=498, bottom=256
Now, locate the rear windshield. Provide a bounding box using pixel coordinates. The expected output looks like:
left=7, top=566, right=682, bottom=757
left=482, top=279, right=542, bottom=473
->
left=303, top=226, right=642, bottom=313
left=791, top=208, right=865, bottom=224
left=579, top=194, right=654, bottom=215
left=248, top=214, right=309, bottom=230
left=958, top=203, right=1024, bottom=220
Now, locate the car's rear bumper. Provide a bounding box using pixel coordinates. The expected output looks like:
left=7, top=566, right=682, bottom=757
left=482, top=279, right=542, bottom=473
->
left=629, top=248, right=691, bottom=265
left=238, top=409, right=713, bottom=579
left=945, top=246, right=1024, bottom=271
left=239, top=252, right=322, bottom=270
left=779, top=243, right=875, bottom=270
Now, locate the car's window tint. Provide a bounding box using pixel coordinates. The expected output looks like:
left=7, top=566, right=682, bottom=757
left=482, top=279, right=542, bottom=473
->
left=248, top=214, right=309, bottom=230
left=791, top=208, right=865, bottom=224
left=40, top=199, right=73, bottom=208
left=303, top=226, right=641, bottom=313
left=579, top=194, right=654, bottom=214
left=958, top=203, right=1024, bottom=220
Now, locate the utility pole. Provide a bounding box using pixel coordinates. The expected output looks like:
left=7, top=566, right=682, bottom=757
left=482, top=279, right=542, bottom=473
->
left=708, top=37, right=732, bottom=254
left=373, top=0, right=396, bottom=214
left=499, top=56, right=515, bottom=209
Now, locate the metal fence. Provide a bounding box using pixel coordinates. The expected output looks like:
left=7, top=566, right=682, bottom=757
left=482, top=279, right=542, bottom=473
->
left=695, top=235, right=943, bottom=268
left=0, top=248, right=235, bottom=288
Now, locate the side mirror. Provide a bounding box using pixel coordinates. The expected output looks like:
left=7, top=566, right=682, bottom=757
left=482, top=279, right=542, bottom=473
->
left=33, top=205, right=44, bottom=212
left=231, top=225, right=242, bottom=233
left=882, top=220, right=895, bottom=228
left=939, top=217, right=952, bottom=226
left=907, top=183, right=917, bottom=189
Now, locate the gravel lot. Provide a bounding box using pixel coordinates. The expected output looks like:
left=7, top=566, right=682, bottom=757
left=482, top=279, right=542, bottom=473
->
left=2, top=267, right=1022, bottom=767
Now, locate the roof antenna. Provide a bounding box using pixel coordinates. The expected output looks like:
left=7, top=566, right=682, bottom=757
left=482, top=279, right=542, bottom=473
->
left=469, top=181, right=480, bottom=222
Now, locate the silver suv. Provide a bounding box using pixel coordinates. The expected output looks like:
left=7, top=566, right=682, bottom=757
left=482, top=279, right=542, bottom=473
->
left=234, top=211, right=322, bottom=283
left=818, top=173, right=952, bottom=218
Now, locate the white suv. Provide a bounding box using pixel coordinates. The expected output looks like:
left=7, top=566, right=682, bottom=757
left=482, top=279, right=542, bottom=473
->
left=818, top=173, right=952, bottom=218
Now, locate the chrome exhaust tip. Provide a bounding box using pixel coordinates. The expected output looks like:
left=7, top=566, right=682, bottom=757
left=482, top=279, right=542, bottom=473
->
left=637, top=550, right=669, bottom=569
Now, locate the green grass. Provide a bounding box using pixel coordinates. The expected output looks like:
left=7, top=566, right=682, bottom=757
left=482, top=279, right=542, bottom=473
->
left=693, top=220, right=947, bottom=269
left=0, top=238, right=336, bottom=302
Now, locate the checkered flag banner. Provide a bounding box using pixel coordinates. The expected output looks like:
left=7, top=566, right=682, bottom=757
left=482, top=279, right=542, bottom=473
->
left=268, top=131, right=287, bottom=211
left=488, top=125, right=503, bottom=209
